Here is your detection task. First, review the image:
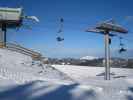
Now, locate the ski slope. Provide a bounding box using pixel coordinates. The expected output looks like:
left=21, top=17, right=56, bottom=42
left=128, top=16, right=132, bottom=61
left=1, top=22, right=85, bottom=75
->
left=0, top=48, right=132, bottom=100
left=0, top=48, right=73, bottom=84
left=52, top=65, right=133, bottom=82
left=52, top=65, right=133, bottom=100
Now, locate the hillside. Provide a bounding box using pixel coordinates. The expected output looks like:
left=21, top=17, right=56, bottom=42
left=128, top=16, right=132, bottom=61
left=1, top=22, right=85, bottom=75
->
left=0, top=48, right=73, bottom=84
left=0, top=48, right=132, bottom=100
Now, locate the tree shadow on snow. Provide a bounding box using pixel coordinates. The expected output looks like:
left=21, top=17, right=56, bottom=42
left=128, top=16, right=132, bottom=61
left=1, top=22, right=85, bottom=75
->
left=32, top=83, right=79, bottom=100
left=75, top=89, right=97, bottom=100
left=32, top=83, right=97, bottom=100
left=0, top=81, right=49, bottom=100
left=0, top=81, right=97, bottom=100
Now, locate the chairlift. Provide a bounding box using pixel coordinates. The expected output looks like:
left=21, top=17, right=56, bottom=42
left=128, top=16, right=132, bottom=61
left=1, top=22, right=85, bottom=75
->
left=56, top=37, right=64, bottom=42
left=119, top=47, right=127, bottom=53
left=119, top=37, right=127, bottom=53
left=56, top=18, right=64, bottom=42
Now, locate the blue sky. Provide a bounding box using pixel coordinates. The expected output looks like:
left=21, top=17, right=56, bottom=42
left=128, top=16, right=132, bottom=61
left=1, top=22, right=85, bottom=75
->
left=0, top=0, right=133, bottom=58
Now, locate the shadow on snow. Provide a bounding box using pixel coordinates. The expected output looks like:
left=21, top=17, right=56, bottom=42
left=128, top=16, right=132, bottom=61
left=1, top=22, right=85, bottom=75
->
left=0, top=81, right=97, bottom=100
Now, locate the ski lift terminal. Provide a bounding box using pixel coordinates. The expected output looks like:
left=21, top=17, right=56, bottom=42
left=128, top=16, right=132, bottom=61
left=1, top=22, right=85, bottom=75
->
left=0, top=7, right=39, bottom=47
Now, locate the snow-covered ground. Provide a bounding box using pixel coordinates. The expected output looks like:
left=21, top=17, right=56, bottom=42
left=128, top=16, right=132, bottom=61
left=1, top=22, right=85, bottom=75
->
left=0, top=48, right=133, bottom=100
left=52, top=65, right=133, bottom=100
left=0, top=49, right=73, bottom=84
left=52, top=65, right=133, bottom=83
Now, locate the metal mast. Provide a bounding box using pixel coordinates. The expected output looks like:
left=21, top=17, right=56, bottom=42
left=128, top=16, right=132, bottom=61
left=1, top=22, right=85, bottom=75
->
left=104, top=31, right=110, bottom=80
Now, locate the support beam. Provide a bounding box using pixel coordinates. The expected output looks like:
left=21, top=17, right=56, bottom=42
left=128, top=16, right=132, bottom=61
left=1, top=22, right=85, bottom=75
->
left=2, top=24, right=7, bottom=47
left=104, top=32, right=110, bottom=80
left=0, top=30, right=4, bottom=48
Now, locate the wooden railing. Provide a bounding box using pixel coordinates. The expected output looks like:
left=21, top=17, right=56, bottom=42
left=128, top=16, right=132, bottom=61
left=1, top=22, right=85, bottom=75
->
left=5, top=43, right=42, bottom=60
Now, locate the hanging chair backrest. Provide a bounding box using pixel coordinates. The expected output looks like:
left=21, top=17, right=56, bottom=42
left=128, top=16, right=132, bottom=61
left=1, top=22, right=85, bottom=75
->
left=119, top=47, right=127, bottom=53
left=56, top=37, right=64, bottom=42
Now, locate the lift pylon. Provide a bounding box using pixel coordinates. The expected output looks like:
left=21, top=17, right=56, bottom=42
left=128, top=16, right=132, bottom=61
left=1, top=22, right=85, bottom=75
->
left=86, top=20, right=128, bottom=80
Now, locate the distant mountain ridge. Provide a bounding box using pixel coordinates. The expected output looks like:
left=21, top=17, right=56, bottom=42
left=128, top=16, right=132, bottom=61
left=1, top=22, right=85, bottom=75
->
left=80, top=56, right=98, bottom=60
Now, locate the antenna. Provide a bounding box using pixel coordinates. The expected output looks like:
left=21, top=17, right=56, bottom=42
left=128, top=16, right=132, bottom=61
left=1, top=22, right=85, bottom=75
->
left=85, top=19, right=128, bottom=80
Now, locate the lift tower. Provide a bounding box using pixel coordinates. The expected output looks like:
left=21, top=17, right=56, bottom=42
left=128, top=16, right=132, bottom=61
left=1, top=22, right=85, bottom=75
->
left=86, top=20, right=128, bottom=80
left=0, top=7, right=39, bottom=47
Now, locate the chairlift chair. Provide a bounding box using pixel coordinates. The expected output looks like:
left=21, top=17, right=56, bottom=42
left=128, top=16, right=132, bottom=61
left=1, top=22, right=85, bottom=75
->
left=56, top=37, right=64, bottom=42
left=119, top=47, right=127, bottom=53
left=119, top=36, right=127, bottom=53
left=56, top=18, right=64, bottom=42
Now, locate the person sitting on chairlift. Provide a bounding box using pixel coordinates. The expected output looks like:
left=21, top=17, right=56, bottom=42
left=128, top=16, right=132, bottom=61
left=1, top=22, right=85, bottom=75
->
left=119, top=47, right=127, bottom=53
left=56, top=37, right=64, bottom=42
